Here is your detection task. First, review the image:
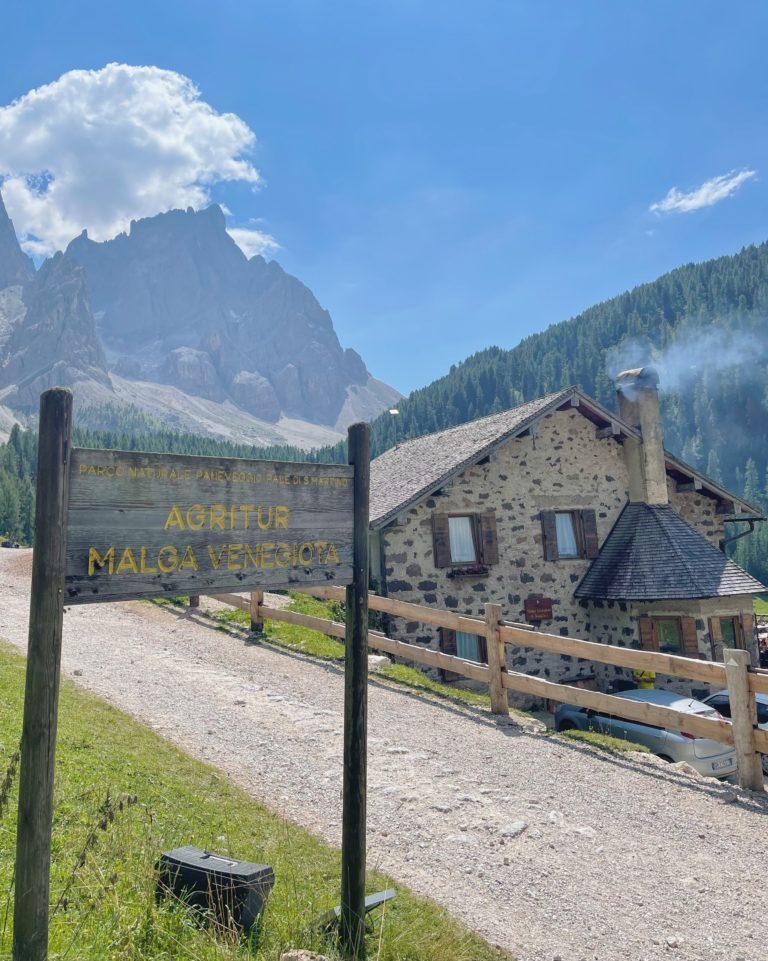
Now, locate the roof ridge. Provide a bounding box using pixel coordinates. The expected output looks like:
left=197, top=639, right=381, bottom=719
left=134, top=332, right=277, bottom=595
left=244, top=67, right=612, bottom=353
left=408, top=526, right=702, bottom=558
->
left=379, top=386, right=576, bottom=454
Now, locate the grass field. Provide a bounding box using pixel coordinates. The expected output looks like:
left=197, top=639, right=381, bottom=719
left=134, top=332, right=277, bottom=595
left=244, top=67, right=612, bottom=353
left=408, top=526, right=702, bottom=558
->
left=0, top=642, right=508, bottom=961
left=754, top=593, right=768, bottom=615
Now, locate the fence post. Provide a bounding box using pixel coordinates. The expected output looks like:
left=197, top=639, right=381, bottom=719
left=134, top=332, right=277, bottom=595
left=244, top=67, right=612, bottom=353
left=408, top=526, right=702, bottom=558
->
left=484, top=602, right=509, bottom=716
left=250, top=590, right=264, bottom=633
left=723, top=647, right=764, bottom=792
left=14, top=388, right=73, bottom=961
left=188, top=594, right=200, bottom=609
left=340, top=422, right=370, bottom=961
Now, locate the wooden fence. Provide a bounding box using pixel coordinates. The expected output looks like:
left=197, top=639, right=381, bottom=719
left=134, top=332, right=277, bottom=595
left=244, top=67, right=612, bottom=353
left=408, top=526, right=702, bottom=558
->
left=197, top=587, right=768, bottom=792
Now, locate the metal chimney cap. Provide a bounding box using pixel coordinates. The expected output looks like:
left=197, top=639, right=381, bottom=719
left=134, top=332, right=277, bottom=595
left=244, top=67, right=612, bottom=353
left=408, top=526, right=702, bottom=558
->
left=616, top=366, right=660, bottom=389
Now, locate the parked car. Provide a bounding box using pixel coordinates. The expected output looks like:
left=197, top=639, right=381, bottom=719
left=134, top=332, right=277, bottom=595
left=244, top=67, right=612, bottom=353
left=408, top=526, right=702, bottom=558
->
left=703, top=689, right=768, bottom=774
left=555, top=688, right=737, bottom=779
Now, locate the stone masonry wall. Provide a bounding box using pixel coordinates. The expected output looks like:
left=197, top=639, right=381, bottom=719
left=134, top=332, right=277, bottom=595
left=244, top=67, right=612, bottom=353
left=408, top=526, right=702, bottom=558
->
left=379, top=406, right=734, bottom=702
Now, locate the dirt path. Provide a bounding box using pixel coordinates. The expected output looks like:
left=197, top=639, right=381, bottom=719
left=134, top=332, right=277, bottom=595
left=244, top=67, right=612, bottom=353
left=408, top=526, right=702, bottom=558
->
left=1, top=547, right=766, bottom=961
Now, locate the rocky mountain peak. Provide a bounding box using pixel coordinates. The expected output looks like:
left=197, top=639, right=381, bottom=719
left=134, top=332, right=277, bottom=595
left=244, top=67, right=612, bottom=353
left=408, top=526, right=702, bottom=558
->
left=0, top=192, right=34, bottom=288
left=0, top=251, right=109, bottom=407
left=0, top=193, right=398, bottom=443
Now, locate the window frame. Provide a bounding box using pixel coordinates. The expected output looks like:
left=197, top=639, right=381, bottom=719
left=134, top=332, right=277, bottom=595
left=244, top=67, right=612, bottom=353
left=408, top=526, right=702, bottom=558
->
left=446, top=513, right=480, bottom=567
left=654, top=616, right=683, bottom=654
left=553, top=510, right=583, bottom=559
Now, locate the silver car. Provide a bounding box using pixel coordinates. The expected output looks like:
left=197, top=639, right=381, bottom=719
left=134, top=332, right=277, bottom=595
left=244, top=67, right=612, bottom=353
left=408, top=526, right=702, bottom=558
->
left=554, top=688, right=737, bottom=779
left=703, top=689, right=768, bottom=774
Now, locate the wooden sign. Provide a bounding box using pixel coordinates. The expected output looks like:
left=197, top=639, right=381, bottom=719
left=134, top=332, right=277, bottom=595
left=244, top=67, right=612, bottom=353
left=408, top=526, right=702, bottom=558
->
left=65, top=448, right=354, bottom=603
left=524, top=595, right=553, bottom=622
left=14, top=389, right=370, bottom=961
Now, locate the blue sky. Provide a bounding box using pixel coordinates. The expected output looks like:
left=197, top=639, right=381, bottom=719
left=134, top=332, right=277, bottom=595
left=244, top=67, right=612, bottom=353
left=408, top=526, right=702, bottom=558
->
left=3, top=1, right=768, bottom=395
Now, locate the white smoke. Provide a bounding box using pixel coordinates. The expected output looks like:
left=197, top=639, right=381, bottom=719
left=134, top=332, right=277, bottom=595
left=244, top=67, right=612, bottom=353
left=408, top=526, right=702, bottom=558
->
left=606, top=324, right=766, bottom=392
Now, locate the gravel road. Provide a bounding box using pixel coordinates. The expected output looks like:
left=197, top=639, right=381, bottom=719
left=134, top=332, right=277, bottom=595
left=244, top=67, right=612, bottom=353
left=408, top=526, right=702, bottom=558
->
left=1, top=547, right=766, bottom=961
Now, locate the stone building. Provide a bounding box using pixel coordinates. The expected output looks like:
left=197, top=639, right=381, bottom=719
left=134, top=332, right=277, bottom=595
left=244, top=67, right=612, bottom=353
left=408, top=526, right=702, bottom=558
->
left=369, top=368, right=765, bottom=701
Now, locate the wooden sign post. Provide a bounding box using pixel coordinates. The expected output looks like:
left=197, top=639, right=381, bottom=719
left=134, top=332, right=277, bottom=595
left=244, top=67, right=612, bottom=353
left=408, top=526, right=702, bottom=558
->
left=13, top=387, right=370, bottom=961
left=14, top=389, right=72, bottom=961
left=341, top=423, right=370, bottom=961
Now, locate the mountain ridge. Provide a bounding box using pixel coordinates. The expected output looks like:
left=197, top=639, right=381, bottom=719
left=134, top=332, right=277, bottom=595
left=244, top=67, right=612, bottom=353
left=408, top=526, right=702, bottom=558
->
left=0, top=195, right=399, bottom=446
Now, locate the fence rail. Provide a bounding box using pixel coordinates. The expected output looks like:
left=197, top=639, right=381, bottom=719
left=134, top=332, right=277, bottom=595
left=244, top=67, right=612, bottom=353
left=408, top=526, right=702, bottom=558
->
left=200, top=586, right=767, bottom=791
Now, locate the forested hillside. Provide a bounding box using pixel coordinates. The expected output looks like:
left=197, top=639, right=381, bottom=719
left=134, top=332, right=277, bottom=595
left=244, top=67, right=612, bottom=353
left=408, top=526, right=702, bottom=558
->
left=2, top=239, right=767, bottom=582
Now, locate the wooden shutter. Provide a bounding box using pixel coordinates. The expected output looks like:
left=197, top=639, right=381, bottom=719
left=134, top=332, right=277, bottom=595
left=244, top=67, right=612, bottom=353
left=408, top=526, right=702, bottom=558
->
left=740, top=612, right=755, bottom=648
left=580, top=509, right=599, bottom=559
left=477, top=634, right=489, bottom=663
left=479, top=511, right=499, bottom=565
left=740, top=612, right=758, bottom=665
left=541, top=511, right=559, bottom=560
left=438, top=627, right=458, bottom=680
left=638, top=617, right=659, bottom=652
left=439, top=627, right=457, bottom=655
left=708, top=617, right=724, bottom=661
left=680, top=617, right=699, bottom=658
left=432, top=514, right=452, bottom=567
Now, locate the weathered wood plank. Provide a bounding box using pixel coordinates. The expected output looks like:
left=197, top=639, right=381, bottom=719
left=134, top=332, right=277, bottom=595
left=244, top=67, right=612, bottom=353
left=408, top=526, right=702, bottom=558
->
left=341, top=423, right=370, bottom=961
left=501, top=671, right=734, bottom=743
left=14, top=388, right=73, bottom=961
left=499, top=622, right=727, bottom=686
left=723, top=649, right=764, bottom=791
left=65, top=448, right=354, bottom=602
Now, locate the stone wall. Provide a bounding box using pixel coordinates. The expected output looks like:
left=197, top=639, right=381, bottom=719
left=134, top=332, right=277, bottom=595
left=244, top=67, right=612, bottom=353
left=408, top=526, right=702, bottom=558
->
left=379, top=405, right=742, bottom=702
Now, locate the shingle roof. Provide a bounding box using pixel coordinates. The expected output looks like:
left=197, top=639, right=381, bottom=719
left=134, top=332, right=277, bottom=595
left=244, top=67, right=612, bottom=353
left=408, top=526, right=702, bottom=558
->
left=369, top=388, right=575, bottom=527
left=575, top=503, right=765, bottom=600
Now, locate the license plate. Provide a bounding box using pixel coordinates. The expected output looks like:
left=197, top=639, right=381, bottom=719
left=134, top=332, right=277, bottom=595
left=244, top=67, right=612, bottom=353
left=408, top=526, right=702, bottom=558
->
left=712, top=757, right=733, bottom=771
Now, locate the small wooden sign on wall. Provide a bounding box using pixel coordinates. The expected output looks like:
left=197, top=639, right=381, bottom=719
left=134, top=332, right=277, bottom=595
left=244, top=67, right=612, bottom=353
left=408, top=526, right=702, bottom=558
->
left=524, top=595, right=553, bottom=622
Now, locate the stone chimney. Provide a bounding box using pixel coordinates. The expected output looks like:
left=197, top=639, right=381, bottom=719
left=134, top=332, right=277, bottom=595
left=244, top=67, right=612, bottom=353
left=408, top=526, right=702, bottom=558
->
left=615, top=366, right=668, bottom=505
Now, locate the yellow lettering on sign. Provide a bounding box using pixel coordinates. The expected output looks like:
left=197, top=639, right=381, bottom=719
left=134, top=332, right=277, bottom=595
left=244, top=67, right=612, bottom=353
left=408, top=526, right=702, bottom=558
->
left=116, top=547, right=139, bottom=575
left=158, top=546, right=179, bottom=573
left=325, top=543, right=341, bottom=565
left=275, top=505, right=291, bottom=529
left=256, top=506, right=274, bottom=530
left=180, top=545, right=199, bottom=571
left=88, top=546, right=115, bottom=575
left=298, top=543, right=313, bottom=566
left=275, top=543, right=290, bottom=567
left=140, top=547, right=158, bottom=573
left=164, top=505, right=185, bottom=530
left=261, top=542, right=275, bottom=568
left=207, top=545, right=226, bottom=569
left=186, top=504, right=206, bottom=530
left=210, top=504, right=226, bottom=530
left=227, top=544, right=244, bottom=570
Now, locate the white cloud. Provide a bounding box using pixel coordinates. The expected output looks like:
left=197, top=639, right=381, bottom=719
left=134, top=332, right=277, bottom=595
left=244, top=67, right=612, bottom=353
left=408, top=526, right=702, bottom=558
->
left=0, top=63, right=263, bottom=256
left=227, top=226, right=279, bottom=259
left=650, top=168, right=756, bottom=215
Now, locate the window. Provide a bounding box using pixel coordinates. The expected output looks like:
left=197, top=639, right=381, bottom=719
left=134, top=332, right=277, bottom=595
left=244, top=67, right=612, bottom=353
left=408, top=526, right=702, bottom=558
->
left=456, top=630, right=482, bottom=663
left=656, top=618, right=682, bottom=654
left=432, top=512, right=499, bottom=568
left=554, top=512, right=580, bottom=558
left=720, top=617, right=738, bottom=648
left=639, top=616, right=699, bottom=657
left=541, top=509, right=599, bottom=560
left=447, top=516, right=477, bottom=564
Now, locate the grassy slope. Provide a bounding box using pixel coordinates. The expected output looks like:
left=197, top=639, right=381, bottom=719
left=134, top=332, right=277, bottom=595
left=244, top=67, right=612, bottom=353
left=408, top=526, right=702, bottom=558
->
left=0, top=642, right=508, bottom=961
left=754, top=594, right=768, bottom=615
